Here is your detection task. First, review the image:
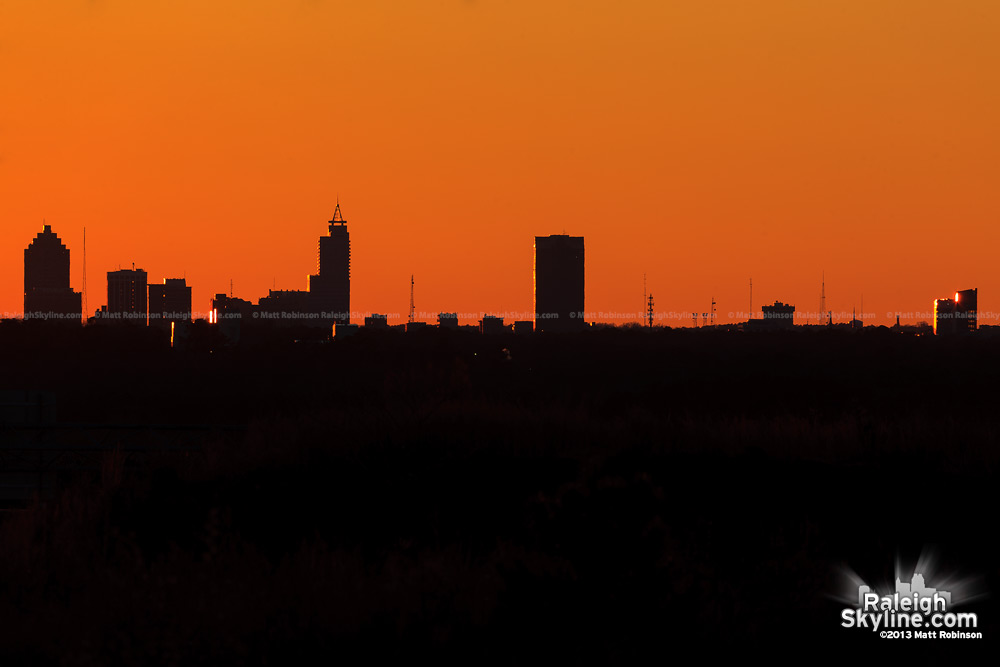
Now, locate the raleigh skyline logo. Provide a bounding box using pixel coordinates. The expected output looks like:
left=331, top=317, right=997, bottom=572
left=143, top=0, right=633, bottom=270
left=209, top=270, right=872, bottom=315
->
left=841, top=572, right=981, bottom=639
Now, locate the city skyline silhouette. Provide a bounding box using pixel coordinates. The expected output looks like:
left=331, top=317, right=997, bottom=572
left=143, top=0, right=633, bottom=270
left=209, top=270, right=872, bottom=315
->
left=2, top=3, right=999, bottom=660
left=2, top=3, right=998, bottom=327
left=7, top=218, right=983, bottom=332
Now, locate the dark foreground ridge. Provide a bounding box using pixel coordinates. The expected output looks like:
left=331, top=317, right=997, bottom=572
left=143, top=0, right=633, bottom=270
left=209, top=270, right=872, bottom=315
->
left=1, top=322, right=997, bottom=661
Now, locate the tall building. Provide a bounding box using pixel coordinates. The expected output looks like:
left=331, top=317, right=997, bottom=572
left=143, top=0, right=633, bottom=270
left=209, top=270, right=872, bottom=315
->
left=534, top=234, right=585, bottom=333
left=308, top=202, right=351, bottom=325
left=148, top=278, right=192, bottom=329
left=934, top=288, right=977, bottom=335
left=955, top=288, right=978, bottom=332
left=107, top=268, right=148, bottom=323
left=933, top=298, right=955, bottom=335
left=211, top=293, right=254, bottom=343
left=256, top=289, right=313, bottom=324
left=23, top=224, right=82, bottom=322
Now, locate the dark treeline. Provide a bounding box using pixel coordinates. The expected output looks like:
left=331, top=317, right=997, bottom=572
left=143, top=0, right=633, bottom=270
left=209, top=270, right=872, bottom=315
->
left=0, top=322, right=997, bottom=661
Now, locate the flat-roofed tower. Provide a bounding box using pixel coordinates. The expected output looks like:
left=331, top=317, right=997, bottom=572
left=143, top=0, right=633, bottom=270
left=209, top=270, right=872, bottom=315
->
left=534, top=234, right=584, bottom=333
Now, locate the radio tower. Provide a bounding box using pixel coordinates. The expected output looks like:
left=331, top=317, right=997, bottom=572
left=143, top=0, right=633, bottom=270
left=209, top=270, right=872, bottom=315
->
left=81, top=227, right=88, bottom=321
left=409, top=275, right=415, bottom=324
left=820, top=271, right=826, bottom=326
left=711, top=297, right=717, bottom=326
left=749, top=278, right=753, bottom=320
left=647, top=294, right=654, bottom=328
left=643, top=273, right=646, bottom=325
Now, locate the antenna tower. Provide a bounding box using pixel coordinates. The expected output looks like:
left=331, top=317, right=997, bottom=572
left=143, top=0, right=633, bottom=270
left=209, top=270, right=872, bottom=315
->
left=643, top=273, right=647, bottom=325
left=82, top=227, right=88, bottom=321
left=409, top=275, right=415, bottom=324
left=820, top=271, right=826, bottom=325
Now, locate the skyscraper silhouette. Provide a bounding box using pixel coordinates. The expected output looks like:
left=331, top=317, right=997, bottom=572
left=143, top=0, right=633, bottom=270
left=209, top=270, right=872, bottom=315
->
left=308, top=203, right=351, bottom=325
left=107, top=268, right=148, bottom=323
left=534, top=234, right=585, bottom=333
left=23, top=224, right=82, bottom=323
left=934, top=288, right=977, bottom=335
left=149, top=278, right=192, bottom=329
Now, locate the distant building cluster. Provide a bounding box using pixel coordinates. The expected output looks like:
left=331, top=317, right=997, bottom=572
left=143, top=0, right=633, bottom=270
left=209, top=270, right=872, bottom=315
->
left=99, top=268, right=192, bottom=330
left=16, top=215, right=984, bottom=340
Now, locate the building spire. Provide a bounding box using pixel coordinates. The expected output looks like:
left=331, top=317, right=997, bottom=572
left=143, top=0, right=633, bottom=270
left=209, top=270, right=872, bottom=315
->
left=332, top=199, right=345, bottom=223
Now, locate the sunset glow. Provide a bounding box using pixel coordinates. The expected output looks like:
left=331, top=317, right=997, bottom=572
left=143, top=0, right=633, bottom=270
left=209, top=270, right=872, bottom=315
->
left=2, top=1, right=998, bottom=326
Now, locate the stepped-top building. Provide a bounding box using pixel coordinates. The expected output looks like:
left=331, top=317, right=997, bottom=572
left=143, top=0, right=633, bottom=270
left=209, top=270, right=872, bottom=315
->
left=24, top=224, right=82, bottom=323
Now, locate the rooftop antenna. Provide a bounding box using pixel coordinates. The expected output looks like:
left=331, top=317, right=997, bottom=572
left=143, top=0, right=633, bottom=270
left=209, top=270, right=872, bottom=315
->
left=82, top=227, right=88, bottom=321
left=409, top=275, right=415, bottom=324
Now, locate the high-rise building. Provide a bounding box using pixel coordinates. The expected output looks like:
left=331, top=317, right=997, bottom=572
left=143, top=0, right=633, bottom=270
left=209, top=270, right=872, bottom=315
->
left=534, top=234, right=585, bottom=333
left=933, top=298, right=955, bottom=335
left=148, top=278, right=192, bottom=329
left=23, top=224, right=82, bottom=323
left=955, top=288, right=978, bottom=333
left=211, top=293, right=254, bottom=343
left=107, top=268, right=148, bottom=323
left=256, top=289, right=313, bottom=325
left=934, top=288, right=977, bottom=335
left=308, top=202, right=351, bottom=325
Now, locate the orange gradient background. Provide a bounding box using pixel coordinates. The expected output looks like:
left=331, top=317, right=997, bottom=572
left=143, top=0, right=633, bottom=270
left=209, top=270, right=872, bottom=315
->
left=2, top=0, right=998, bottom=326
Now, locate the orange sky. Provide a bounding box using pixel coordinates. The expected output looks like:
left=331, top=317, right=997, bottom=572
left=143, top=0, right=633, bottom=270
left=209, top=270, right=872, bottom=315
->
left=2, top=0, right=998, bottom=326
